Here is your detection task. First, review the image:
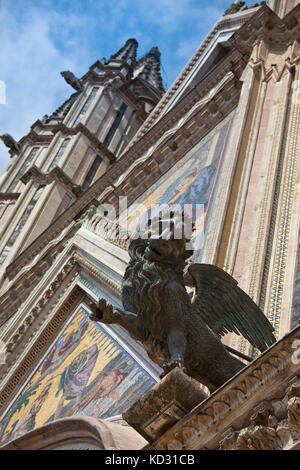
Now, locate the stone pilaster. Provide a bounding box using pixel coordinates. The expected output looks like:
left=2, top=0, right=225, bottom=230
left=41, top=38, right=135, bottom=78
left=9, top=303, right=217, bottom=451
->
left=217, top=12, right=300, bottom=354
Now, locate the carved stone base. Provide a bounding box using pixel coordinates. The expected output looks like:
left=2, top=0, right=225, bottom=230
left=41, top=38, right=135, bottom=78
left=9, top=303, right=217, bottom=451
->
left=147, top=326, right=300, bottom=450
left=122, top=367, right=208, bottom=443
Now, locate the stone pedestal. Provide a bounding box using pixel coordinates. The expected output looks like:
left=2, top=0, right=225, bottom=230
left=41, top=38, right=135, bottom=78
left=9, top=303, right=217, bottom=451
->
left=147, top=326, right=300, bottom=450
left=122, top=367, right=208, bottom=443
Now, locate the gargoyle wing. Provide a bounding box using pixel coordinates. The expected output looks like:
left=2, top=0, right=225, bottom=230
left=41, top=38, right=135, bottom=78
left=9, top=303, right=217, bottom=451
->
left=188, top=263, right=276, bottom=351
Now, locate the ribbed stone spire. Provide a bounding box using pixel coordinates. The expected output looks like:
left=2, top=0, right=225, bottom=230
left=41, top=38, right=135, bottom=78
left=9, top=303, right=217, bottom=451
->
left=107, top=38, right=138, bottom=67
left=133, top=46, right=165, bottom=96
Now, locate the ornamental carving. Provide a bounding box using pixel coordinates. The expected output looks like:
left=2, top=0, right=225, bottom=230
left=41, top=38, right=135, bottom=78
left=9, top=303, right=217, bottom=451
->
left=149, top=327, right=300, bottom=450
left=219, top=377, right=300, bottom=450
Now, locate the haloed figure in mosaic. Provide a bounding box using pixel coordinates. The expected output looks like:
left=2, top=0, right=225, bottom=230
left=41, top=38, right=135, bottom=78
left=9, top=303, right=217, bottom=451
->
left=50, top=344, right=99, bottom=419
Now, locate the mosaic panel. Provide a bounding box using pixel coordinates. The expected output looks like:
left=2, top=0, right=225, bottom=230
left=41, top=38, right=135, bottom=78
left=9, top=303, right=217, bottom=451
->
left=0, top=305, right=156, bottom=445
left=119, top=112, right=234, bottom=261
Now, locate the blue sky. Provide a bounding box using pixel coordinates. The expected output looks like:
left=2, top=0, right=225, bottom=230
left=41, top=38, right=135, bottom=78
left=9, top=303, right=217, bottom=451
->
left=0, top=0, right=252, bottom=173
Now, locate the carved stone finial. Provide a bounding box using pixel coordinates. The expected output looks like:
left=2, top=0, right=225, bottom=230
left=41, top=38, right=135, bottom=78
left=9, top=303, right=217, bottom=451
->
left=0, top=133, right=22, bottom=155
left=224, top=0, right=246, bottom=15
left=60, top=70, right=83, bottom=91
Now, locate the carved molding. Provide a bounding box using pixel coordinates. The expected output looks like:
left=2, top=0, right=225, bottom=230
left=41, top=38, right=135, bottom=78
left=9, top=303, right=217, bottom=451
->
left=21, top=165, right=83, bottom=198
left=0, top=224, right=78, bottom=324
left=20, top=123, right=116, bottom=163
left=19, top=131, right=53, bottom=147
left=1, top=256, right=80, bottom=358
left=74, top=253, right=122, bottom=296
left=0, top=193, right=20, bottom=201
left=149, top=326, right=300, bottom=450
left=219, top=377, right=300, bottom=450
left=232, top=4, right=300, bottom=55
left=76, top=202, right=130, bottom=252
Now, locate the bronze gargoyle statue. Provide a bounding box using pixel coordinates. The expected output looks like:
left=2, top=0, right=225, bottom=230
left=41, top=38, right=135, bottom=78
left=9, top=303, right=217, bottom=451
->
left=89, top=217, right=276, bottom=392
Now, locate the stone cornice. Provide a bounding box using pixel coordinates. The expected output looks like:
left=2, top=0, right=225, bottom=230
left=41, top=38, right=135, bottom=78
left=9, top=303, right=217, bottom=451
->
left=75, top=253, right=122, bottom=297
left=19, top=131, right=53, bottom=147
left=127, top=5, right=261, bottom=147
left=4, top=52, right=242, bottom=281
left=149, top=325, right=300, bottom=450
left=21, top=165, right=83, bottom=198
left=0, top=193, right=20, bottom=201
left=20, top=123, right=117, bottom=163
left=68, top=123, right=117, bottom=163
left=232, top=3, right=300, bottom=54
left=78, top=70, right=148, bottom=121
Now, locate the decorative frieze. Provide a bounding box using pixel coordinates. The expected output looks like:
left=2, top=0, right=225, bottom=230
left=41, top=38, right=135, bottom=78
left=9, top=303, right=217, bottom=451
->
left=233, top=3, right=300, bottom=54
left=148, top=325, right=300, bottom=450
left=219, top=376, right=300, bottom=450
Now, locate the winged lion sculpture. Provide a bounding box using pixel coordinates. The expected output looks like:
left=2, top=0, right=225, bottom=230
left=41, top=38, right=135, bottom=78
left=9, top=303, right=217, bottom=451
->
left=89, top=216, right=276, bottom=392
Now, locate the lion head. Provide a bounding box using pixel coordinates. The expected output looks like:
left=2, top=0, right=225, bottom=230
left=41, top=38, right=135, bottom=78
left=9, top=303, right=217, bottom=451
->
left=122, top=212, right=194, bottom=344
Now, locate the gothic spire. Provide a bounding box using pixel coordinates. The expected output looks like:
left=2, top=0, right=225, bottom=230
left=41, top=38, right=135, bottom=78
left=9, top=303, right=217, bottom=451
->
left=107, top=38, right=138, bottom=67
left=133, top=46, right=165, bottom=96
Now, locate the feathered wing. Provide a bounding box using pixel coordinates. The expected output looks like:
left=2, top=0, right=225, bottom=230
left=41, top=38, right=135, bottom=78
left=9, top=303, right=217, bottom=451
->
left=188, top=264, right=276, bottom=352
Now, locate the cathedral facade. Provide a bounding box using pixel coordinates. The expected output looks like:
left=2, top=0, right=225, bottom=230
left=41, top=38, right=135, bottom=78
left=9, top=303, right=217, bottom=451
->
left=0, top=0, right=299, bottom=450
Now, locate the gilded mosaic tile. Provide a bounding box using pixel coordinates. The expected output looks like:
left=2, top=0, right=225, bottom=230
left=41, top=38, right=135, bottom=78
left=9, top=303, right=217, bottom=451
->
left=0, top=305, right=156, bottom=445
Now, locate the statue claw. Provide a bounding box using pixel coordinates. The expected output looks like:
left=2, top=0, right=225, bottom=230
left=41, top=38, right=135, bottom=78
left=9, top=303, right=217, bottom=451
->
left=88, top=298, right=114, bottom=323
left=161, top=358, right=186, bottom=377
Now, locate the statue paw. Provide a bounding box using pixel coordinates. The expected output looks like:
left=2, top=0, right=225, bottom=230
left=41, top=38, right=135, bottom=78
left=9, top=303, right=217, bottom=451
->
left=161, top=358, right=186, bottom=377
left=89, top=298, right=114, bottom=323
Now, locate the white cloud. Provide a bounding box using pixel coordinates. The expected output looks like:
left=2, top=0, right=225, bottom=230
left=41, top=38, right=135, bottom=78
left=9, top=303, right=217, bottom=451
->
left=0, top=0, right=230, bottom=173
left=0, top=2, right=93, bottom=173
